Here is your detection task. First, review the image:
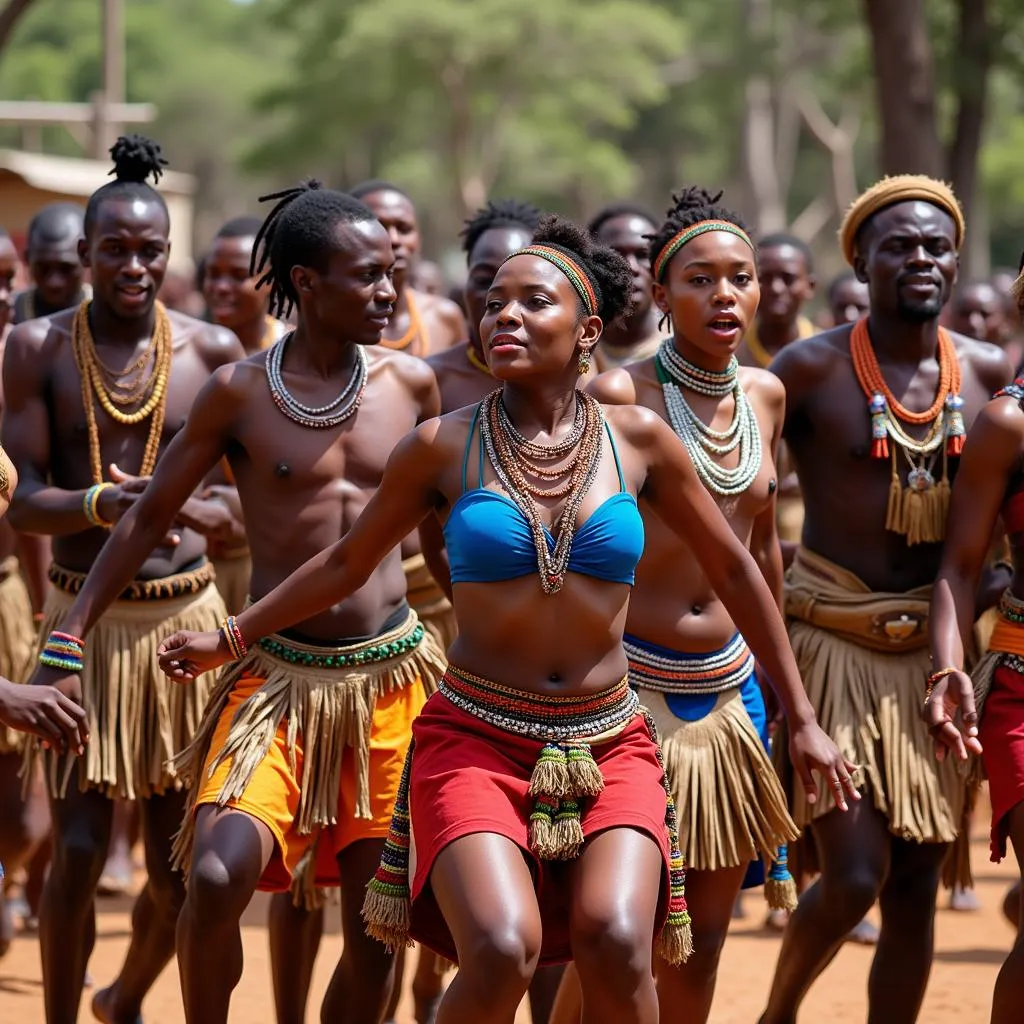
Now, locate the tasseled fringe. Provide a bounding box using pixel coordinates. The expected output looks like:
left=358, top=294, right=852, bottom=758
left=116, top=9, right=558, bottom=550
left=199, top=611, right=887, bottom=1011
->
left=23, top=582, right=224, bottom=800
left=362, top=739, right=415, bottom=951
left=172, top=628, right=446, bottom=879
left=970, top=649, right=999, bottom=727
left=648, top=689, right=799, bottom=874
left=0, top=563, right=37, bottom=755
left=640, top=708, right=693, bottom=965
left=526, top=742, right=605, bottom=860
left=885, top=449, right=951, bottom=547
left=765, top=846, right=799, bottom=912
left=289, top=842, right=330, bottom=910
left=780, top=620, right=968, bottom=843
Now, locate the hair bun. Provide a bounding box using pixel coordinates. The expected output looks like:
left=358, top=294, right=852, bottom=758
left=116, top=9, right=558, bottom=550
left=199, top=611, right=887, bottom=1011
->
left=108, top=135, right=168, bottom=185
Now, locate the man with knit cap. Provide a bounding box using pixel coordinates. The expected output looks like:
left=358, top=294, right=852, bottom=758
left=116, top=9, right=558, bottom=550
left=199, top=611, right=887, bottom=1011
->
left=759, top=176, right=1010, bottom=1024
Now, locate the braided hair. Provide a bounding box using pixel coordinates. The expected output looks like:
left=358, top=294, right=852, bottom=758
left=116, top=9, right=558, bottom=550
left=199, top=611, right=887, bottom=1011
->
left=529, top=214, right=633, bottom=325
left=461, top=199, right=542, bottom=263
left=84, top=135, right=169, bottom=236
left=251, top=181, right=376, bottom=319
left=648, top=187, right=749, bottom=280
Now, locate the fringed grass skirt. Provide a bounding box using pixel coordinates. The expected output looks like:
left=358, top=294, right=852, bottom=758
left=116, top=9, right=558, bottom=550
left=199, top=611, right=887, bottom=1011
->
left=171, top=607, right=446, bottom=895
left=23, top=566, right=225, bottom=800
left=0, top=557, right=37, bottom=754
left=362, top=666, right=692, bottom=967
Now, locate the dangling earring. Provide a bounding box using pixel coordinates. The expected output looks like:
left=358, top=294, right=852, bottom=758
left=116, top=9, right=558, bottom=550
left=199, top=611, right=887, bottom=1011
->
left=577, top=350, right=591, bottom=376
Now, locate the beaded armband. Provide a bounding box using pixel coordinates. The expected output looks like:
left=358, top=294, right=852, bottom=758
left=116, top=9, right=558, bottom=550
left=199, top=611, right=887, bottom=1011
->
left=38, top=630, right=85, bottom=673
left=220, top=616, right=248, bottom=661
left=83, top=483, right=114, bottom=528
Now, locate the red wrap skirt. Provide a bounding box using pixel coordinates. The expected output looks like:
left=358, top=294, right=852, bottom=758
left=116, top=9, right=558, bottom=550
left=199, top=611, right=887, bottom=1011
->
left=405, top=689, right=673, bottom=965
left=980, top=660, right=1024, bottom=861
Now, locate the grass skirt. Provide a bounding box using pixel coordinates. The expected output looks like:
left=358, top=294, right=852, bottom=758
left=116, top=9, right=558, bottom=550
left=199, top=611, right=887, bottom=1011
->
left=0, top=557, right=37, bottom=754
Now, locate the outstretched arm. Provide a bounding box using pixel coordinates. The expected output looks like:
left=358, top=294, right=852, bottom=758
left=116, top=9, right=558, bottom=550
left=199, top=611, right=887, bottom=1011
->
left=927, top=399, right=1024, bottom=760
left=627, top=406, right=859, bottom=808
left=160, top=421, right=446, bottom=678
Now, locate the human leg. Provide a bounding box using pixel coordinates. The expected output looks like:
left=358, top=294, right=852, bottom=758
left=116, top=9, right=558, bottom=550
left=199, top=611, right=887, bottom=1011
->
left=654, top=864, right=747, bottom=1024
left=39, top=785, right=114, bottom=1024
left=569, top=827, right=663, bottom=1024
left=430, top=833, right=542, bottom=1024
left=992, top=804, right=1024, bottom=1023
left=92, top=789, right=190, bottom=1023
left=176, top=805, right=275, bottom=1024
left=760, top=800, right=892, bottom=1024
left=269, top=892, right=325, bottom=1024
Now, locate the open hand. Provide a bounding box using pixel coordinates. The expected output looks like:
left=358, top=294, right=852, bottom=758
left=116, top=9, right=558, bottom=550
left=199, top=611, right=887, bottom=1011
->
left=158, top=629, right=231, bottom=682
left=922, top=668, right=982, bottom=763
left=788, top=721, right=861, bottom=812
left=0, top=678, right=87, bottom=754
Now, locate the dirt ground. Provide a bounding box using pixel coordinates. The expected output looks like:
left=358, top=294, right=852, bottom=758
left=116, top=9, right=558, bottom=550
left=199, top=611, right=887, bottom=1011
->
left=0, top=804, right=1015, bottom=1024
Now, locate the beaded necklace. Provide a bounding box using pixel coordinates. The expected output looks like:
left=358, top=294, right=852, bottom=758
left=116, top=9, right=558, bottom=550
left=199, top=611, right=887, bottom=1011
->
left=466, top=342, right=491, bottom=376
left=850, top=318, right=965, bottom=545
left=654, top=338, right=762, bottom=500
left=71, top=300, right=172, bottom=483
left=379, top=291, right=425, bottom=356
left=265, top=332, right=367, bottom=429
left=0, top=442, right=9, bottom=500
left=478, top=388, right=604, bottom=594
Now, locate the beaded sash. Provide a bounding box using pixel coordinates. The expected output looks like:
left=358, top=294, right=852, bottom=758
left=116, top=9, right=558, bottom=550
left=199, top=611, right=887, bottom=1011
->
left=48, top=559, right=215, bottom=602
left=624, top=632, right=754, bottom=695
left=258, top=614, right=425, bottom=670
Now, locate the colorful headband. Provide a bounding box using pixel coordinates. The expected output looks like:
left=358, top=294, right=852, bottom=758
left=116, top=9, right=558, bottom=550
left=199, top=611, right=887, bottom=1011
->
left=505, top=244, right=600, bottom=316
left=653, top=220, right=754, bottom=283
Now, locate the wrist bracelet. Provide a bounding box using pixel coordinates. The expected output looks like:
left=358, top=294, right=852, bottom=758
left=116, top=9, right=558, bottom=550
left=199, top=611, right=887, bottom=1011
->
left=219, top=615, right=248, bottom=661
left=924, top=665, right=960, bottom=703
left=38, top=629, right=85, bottom=673
left=83, top=483, right=115, bottom=528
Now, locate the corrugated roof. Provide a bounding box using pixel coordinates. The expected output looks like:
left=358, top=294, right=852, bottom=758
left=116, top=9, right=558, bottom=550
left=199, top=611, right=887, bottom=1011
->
left=0, top=148, right=195, bottom=196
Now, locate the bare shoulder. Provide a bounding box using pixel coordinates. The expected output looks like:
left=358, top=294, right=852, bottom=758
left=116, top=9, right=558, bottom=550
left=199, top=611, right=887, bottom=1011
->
left=588, top=364, right=638, bottom=405
left=420, top=290, right=465, bottom=328
left=401, top=402, right=476, bottom=465
left=948, top=331, right=1013, bottom=392
left=602, top=401, right=667, bottom=449
left=168, top=310, right=244, bottom=368
left=769, top=324, right=851, bottom=381
left=976, top=393, right=1024, bottom=440
left=425, top=343, right=465, bottom=374
left=369, top=345, right=437, bottom=396
left=5, top=310, right=72, bottom=378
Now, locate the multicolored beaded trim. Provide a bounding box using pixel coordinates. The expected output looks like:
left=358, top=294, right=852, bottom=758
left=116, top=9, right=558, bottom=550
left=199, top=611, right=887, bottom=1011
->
left=506, top=245, right=600, bottom=315
left=999, top=588, right=1024, bottom=626
left=220, top=616, right=248, bottom=661
left=624, top=632, right=754, bottom=695
left=258, top=618, right=425, bottom=670
left=83, top=483, right=114, bottom=528
left=653, top=220, right=754, bottom=283
left=38, top=630, right=85, bottom=673
left=439, top=664, right=639, bottom=741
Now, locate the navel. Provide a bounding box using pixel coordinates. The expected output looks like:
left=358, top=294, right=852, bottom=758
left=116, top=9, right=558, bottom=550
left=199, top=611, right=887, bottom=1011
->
left=275, top=462, right=290, bottom=478
left=768, top=478, right=777, bottom=495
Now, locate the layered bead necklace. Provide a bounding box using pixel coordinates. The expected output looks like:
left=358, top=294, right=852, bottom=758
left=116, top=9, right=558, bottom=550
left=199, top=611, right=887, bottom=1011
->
left=266, top=332, right=368, bottom=429
left=654, top=337, right=762, bottom=500
left=478, top=388, right=604, bottom=594
left=71, top=300, right=172, bottom=483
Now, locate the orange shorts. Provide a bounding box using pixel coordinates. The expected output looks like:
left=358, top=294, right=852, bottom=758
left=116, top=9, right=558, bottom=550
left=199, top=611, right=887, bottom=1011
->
left=194, top=669, right=426, bottom=892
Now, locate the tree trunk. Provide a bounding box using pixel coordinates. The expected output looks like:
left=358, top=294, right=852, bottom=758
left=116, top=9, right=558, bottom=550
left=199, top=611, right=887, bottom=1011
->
left=947, top=0, right=993, bottom=277
left=0, top=0, right=34, bottom=60
left=861, top=0, right=942, bottom=177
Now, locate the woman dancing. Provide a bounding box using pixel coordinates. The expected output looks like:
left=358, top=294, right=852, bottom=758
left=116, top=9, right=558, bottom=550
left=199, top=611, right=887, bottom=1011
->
left=927, top=371, right=1024, bottom=1024
left=160, top=216, right=856, bottom=1024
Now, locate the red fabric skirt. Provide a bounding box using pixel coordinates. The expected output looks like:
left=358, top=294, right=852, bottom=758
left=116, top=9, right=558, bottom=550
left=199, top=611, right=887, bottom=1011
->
left=980, top=662, right=1024, bottom=861
left=407, top=690, right=673, bottom=965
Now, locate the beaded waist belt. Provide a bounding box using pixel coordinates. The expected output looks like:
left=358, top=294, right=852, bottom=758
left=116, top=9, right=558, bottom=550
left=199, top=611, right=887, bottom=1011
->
left=440, top=665, right=639, bottom=861
left=49, top=559, right=215, bottom=602
left=258, top=608, right=425, bottom=670
left=624, top=632, right=754, bottom=695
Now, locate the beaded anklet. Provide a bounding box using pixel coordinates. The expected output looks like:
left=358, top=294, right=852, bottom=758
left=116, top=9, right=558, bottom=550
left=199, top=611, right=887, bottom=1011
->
left=39, top=630, right=85, bottom=673
left=220, top=616, right=248, bottom=661
left=83, top=483, right=114, bottom=528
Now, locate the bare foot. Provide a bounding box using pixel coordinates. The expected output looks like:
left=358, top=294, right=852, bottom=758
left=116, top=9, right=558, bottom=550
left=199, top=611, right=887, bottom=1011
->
left=949, top=884, right=982, bottom=912
left=846, top=918, right=879, bottom=945
left=764, top=907, right=789, bottom=932
left=91, top=984, right=142, bottom=1024
left=96, top=861, right=134, bottom=898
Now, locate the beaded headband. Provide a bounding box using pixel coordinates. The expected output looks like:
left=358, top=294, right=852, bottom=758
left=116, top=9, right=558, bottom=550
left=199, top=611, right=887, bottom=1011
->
left=653, top=220, right=754, bottom=283
left=505, top=244, right=600, bottom=316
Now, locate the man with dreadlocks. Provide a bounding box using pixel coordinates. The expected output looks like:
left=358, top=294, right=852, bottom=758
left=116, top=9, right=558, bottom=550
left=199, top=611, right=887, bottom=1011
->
left=588, top=203, right=666, bottom=373
left=13, top=202, right=91, bottom=324
left=7, top=135, right=243, bottom=1024
left=759, top=176, right=1010, bottom=1024
left=32, top=180, right=444, bottom=1024
left=350, top=180, right=466, bottom=357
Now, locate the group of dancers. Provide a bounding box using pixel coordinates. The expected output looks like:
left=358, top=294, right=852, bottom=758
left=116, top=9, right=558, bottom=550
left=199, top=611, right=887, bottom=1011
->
left=0, top=132, right=1019, bottom=1024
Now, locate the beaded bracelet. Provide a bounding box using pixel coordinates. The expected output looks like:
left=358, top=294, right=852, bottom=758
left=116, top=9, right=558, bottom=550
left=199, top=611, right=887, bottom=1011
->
left=924, top=665, right=959, bottom=703
left=83, top=483, right=115, bottom=528
left=38, top=630, right=85, bottom=673
left=220, top=616, right=248, bottom=661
